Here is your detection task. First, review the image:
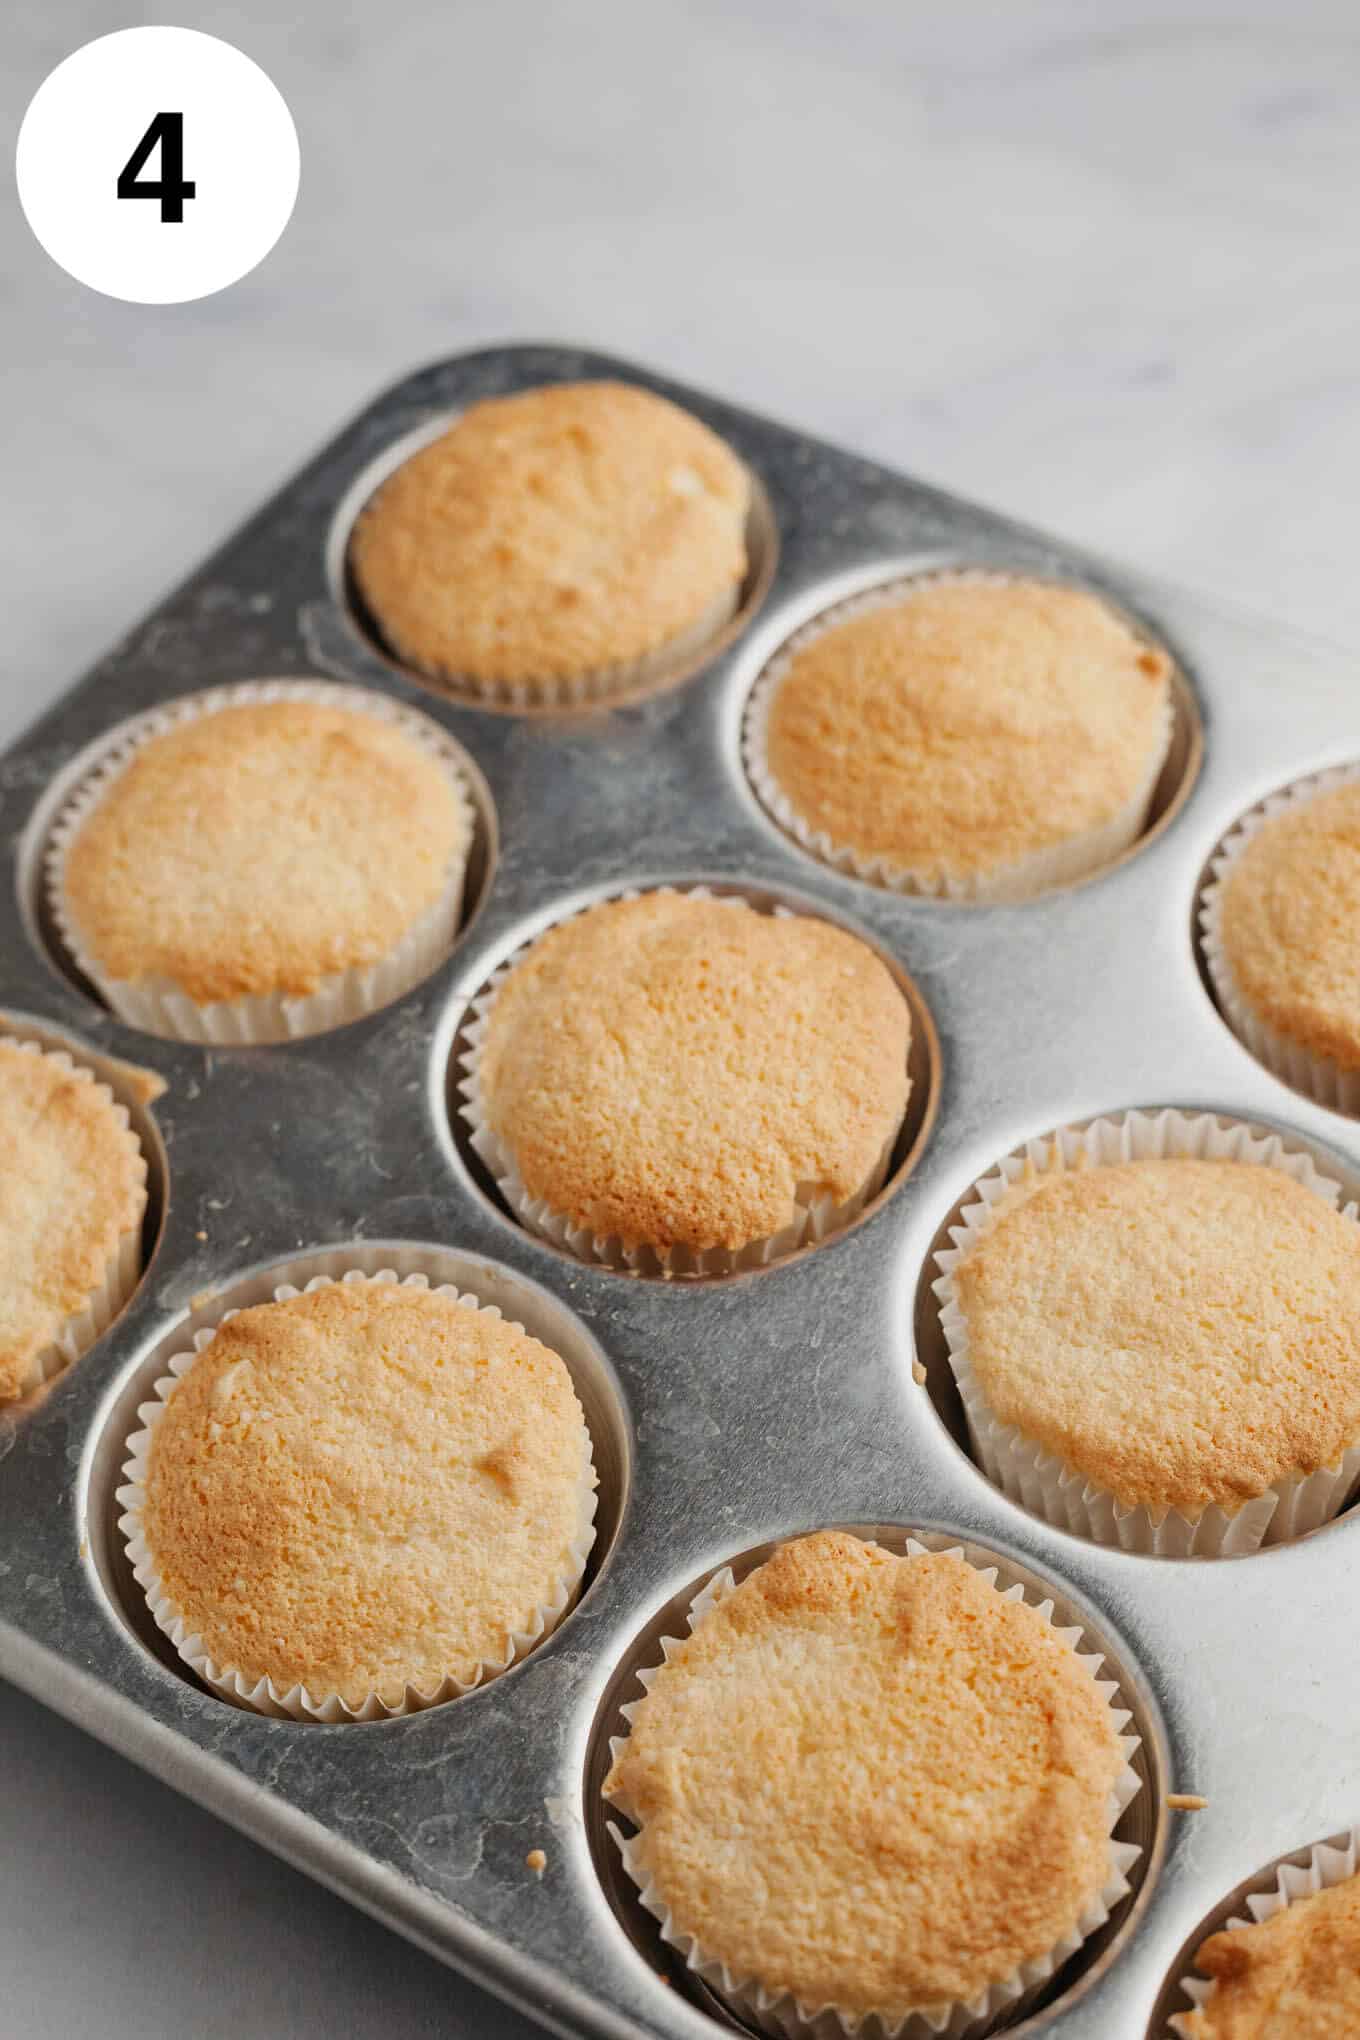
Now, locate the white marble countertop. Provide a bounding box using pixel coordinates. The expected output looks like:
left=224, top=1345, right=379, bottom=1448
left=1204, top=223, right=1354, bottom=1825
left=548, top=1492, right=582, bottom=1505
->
left=4, top=0, right=1359, bottom=2033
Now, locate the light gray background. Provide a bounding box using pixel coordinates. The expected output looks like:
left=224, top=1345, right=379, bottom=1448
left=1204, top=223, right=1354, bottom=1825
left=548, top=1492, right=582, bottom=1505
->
left=4, top=3, right=1358, bottom=2034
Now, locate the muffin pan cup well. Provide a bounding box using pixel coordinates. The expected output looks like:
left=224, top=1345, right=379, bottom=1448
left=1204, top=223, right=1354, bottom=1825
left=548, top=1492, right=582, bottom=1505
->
left=1, top=343, right=1359, bottom=2040
left=43, top=677, right=481, bottom=1045
left=116, top=1256, right=603, bottom=1723
left=930, top=1108, right=1360, bottom=1558
left=452, top=881, right=934, bottom=1279
left=1154, top=1825, right=1360, bottom=2036
left=741, top=569, right=1176, bottom=904
left=597, top=1530, right=1147, bottom=2040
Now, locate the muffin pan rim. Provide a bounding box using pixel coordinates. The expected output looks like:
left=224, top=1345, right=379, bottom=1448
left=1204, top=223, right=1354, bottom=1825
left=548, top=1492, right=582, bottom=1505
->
left=1, top=341, right=1359, bottom=2040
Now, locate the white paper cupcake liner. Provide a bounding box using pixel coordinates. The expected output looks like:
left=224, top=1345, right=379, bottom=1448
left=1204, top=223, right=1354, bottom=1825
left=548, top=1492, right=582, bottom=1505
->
left=3, top=1036, right=148, bottom=1402
left=455, top=886, right=903, bottom=1276
left=605, top=1538, right=1143, bottom=2040
left=743, top=570, right=1174, bottom=902
left=420, top=579, right=744, bottom=710
left=933, top=1109, right=1360, bottom=1556
left=1168, top=1825, right=1360, bottom=2036
left=1200, top=763, right=1360, bottom=1115
left=116, top=1257, right=598, bottom=1722
left=46, top=678, right=477, bottom=1045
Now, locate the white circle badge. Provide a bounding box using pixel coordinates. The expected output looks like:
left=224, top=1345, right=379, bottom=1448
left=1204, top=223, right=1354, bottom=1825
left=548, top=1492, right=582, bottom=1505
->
left=15, top=27, right=300, bottom=304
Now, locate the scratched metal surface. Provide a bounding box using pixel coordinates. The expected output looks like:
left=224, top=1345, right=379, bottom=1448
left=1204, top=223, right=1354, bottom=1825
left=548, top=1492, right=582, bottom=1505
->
left=2, top=344, right=1358, bottom=2040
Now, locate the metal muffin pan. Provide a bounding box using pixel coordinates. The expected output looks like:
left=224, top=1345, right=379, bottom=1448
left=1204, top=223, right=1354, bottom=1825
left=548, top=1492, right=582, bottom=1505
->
left=2, top=342, right=1358, bottom=2040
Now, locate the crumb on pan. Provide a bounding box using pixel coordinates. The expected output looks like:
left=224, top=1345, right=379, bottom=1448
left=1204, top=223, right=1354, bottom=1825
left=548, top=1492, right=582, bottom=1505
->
left=1166, top=1792, right=1208, bottom=1811
left=111, top=1057, right=168, bottom=1106
left=525, top=1848, right=547, bottom=1875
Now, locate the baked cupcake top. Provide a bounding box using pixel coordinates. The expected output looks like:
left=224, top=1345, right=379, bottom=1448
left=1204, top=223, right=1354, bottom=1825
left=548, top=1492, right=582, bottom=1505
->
left=1183, top=1867, right=1360, bottom=2038
left=759, top=577, right=1171, bottom=883
left=953, top=1158, right=1360, bottom=1514
left=604, top=1531, right=1125, bottom=2017
left=349, top=381, right=750, bottom=686
left=476, top=893, right=910, bottom=1254
left=0, top=1038, right=146, bottom=1402
left=138, top=1283, right=594, bottom=1707
left=1217, top=779, right=1360, bottom=1073
left=60, top=699, right=470, bottom=1005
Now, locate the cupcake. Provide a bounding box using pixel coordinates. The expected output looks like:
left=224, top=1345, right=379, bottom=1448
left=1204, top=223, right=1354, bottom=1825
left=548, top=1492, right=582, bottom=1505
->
left=48, top=682, right=474, bottom=1044
left=459, top=890, right=911, bottom=1275
left=118, top=1271, right=597, bottom=1720
left=348, top=381, right=752, bottom=705
left=935, top=1111, right=1360, bottom=1556
left=1172, top=1830, right=1360, bottom=2037
left=603, top=1530, right=1141, bottom=2039
left=745, top=573, right=1173, bottom=900
left=1202, top=768, right=1360, bottom=1115
left=0, top=1035, right=147, bottom=1402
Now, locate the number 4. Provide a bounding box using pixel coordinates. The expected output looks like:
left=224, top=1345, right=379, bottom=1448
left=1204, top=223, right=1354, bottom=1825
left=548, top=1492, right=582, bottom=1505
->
left=116, top=112, right=196, bottom=224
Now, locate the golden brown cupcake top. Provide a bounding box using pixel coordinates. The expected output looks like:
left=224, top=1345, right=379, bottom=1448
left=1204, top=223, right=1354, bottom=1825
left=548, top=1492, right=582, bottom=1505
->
left=604, top=1531, right=1125, bottom=2017
left=140, top=1282, right=594, bottom=1707
left=1219, top=780, right=1360, bottom=1072
left=1183, top=1868, right=1360, bottom=2038
left=761, top=577, right=1171, bottom=882
left=61, top=699, right=469, bottom=1004
left=0, top=1038, right=146, bottom=1401
left=349, top=381, right=750, bottom=686
left=953, top=1157, right=1360, bottom=1514
left=477, top=893, right=910, bottom=1254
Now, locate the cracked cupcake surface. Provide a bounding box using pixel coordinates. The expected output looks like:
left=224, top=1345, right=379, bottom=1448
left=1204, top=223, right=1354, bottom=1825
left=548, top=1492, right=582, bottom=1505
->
left=604, top=1531, right=1128, bottom=2022
left=1182, top=1866, right=1360, bottom=2038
